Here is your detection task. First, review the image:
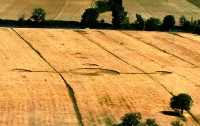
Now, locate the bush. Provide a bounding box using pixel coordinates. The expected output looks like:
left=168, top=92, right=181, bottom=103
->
left=144, top=118, right=159, bottom=126
left=171, top=120, right=183, bottom=126
left=145, top=17, right=161, bottom=31
left=121, top=112, right=142, bottom=126
left=30, top=8, right=46, bottom=22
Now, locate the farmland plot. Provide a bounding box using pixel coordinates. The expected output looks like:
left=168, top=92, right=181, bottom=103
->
left=11, top=28, right=200, bottom=126
left=0, top=28, right=78, bottom=125
left=0, top=0, right=91, bottom=21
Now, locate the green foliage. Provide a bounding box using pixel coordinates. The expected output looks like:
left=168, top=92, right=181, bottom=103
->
left=144, top=118, right=159, bottom=126
left=186, top=0, right=200, bottom=8
left=179, top=16, right=186, bottom=26
left=192, top=19, right=200, bottom=35
left=31, top=8, right=46, bottom=22
left=170, top=93, right=193, bottom=114
left=162, top=15, right=175, bottom=31
left=95, top=0, right=111, bottom=13
left=179, top=16, right=191, bottom=32
left=121, top=112, right=142, bottom=126
left=81, top=8, right=99, bottom=28
left=17, top=15, right=26, bottom=26
left=145, top=17, right=161, bottom=31
left=111, top=0, right=122, bottom=6
left=134, top=14, right=145, bottom=30
left=182, top=20, right=191, bottom=32
left=111, top=5, right=131, bottom=29
left=104, top=117, right=113, bottom=126
left=171, top=120, right=183, bottom=126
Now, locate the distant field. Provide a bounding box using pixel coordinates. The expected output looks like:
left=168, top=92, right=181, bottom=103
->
left=0, top=28, right=200, bottom=125
left=187, top=0, right=200, bottom=8
left=0, top=0, right=199, bottom=23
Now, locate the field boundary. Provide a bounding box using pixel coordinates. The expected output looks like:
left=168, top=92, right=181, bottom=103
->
left=11, top=28, right=84, bottom=126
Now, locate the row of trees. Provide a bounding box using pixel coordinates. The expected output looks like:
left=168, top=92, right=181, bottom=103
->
left=121, top=112, right=183, bottom=126
left=119, top=93, right=193, bottom=126
left=81, top=0, right=200, bottom=34
left=15, top=8, right=79, bottom=28
left=0, top=1, right=199, bottom=34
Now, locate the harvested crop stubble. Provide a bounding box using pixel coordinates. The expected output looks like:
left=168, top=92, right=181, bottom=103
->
left=0, top=28, right=78, bottom=125
left=1, top=28, right=200, bottom=125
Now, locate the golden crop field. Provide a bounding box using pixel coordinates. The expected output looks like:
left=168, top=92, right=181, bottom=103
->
left=0, top=28, right=199, bottom=126
left=0, top=0, right=199, bottom=23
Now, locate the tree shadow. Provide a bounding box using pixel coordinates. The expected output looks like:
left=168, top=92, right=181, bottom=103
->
left=160, top=111, right=187, bottom=122
left=160, top=111, right=181, bottom=117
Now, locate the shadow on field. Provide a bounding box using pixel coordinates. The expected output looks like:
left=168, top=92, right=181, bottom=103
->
left=160, top=111, right=181, bottom=117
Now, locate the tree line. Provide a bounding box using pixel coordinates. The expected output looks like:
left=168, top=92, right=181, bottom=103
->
left=81, top=0, right=200, bottom=35
left=0, top=8, right=79, bottom=28
left=0, top=0, right=199, bottom=35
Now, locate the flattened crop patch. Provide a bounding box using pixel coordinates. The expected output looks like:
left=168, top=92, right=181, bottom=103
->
left=69, top=68, right=120, bottom=76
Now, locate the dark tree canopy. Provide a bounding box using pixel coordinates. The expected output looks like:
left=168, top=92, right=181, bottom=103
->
left=179, top=16, right=186, bottom=26
left=170, top=93, right=193, bottom=115
left=162, top=15, right=175, bottom=31
left=81, top=8, right=99, bottom=28
left=31, top=8, right=46, bottom=22
left=193, top=19, right=200, bottom=35
left=145, top=17, right=161, bottom=31
left=95, top=0, right=111, bottom=13
left=144, top=118, right=159, bottom=126
left=111, top=5, right=130, bottom=29
left=121, top=112, right=142, bottom=126
left=171, top=120, right=183, bottom=126
left=134, top=14, right=145, bottom=30
left=182, top=20, right=191, bottom=31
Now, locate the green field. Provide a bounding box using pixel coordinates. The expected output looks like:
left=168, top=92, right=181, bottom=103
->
left=187, top=0, right=200, bottom=8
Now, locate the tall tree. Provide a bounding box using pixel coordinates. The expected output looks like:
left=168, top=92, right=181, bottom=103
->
left=179, top=16, right=186, bottom=26
left=134, top=14, right=145, bottom=30
left=111, top=5, right=130, bottom=29
left=81, top=8, right=99, bottom=28
left=162, top=15, right=175, bottom=31
left=31, top=8, right=46, bottom=22
left=170, top=93, right=193, bottom=115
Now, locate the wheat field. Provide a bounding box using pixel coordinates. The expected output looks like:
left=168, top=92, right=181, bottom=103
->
left=0, top=28, right=199, bottom=125
left=0, top=0, right=199, bottom=23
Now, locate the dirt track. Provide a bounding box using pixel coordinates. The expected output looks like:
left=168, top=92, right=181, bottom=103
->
left=0, top=28, right=200, bottom=125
